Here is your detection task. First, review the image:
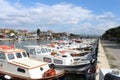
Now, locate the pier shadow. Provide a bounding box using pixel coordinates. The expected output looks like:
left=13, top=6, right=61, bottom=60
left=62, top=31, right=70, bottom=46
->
left=103, top=45, right=120, bottom=49
left=102, top=40, right=120, bottom=49
left=101, top=40, right=117, bottom=45
left=64, top=73, right=86, bottom=80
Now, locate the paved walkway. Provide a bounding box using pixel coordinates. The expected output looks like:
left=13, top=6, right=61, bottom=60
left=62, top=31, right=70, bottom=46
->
left=102, top=40, right=120, bottom=69
left=97, top=41, right=110, bottom=69
left=96, top=40, right=110, bottom=80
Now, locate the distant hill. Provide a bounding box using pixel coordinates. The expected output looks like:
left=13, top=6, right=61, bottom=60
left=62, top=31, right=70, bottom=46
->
left=102, top=26, right=120, bottom=42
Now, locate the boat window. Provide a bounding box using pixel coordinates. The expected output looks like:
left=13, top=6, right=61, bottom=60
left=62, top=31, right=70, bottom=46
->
left=54, top=59, right=63, bottom=64
left=52, top=50, right=55, bottom=52
left=43, top=57, right=52, bottom=63
left=48, top=49, right=51, bottom=52
left=45, top=48, right=48, bottom=52
left=0, top=52, right=5, bottom=59
left=47, top=49, right=50, bottom=52
left=17, top=68, right=25, bottom=73
left=62, top=55, right=67, bottom=57
left=69, top=43, right=71, bottom=45
left=47, top=48, right=50, bottom=52
left=44, top=48, right=46, bottom=53
left=8, top=54, right=15, bottom=60
left=40, top=67, right=43, bottom=71
left=36, top=49, right=41, bottom=54
left=30, top=49, right=36, bottom=55
left=57, top=47, right=59, bottom=49
left=81, top=59, right=87, bottom=61
left=41, top=48, right=46, bottom=53
left=16, top=53, right=22, bottom=58
left=22, top=52, right=27, bottom=57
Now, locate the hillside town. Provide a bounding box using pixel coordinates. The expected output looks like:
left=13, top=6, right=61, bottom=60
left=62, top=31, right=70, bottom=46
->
left=0, top=28, right=80, bottom=41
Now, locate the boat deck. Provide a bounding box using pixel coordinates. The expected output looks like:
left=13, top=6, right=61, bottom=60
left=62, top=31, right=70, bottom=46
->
left=9, top=58, right=47, bottom=69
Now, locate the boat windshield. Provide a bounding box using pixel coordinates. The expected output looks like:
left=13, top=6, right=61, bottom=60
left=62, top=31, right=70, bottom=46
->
left=0, top=52, right=6, bottom=59
left=8, top=53, right=15, bottom=60
left=45, top=48, right=49, bottom=52
left=38, top=48, right=51, bottom=53
left=41, top=48, right=48, bottom=53
left=36, top=49, right=41, bottom=54
left=15, top=53, right=22, bottom=58
left=48, top=49, right=51, bottom=52
left=30, top=49, right=36, bottom=55
left=22, top=52, right=27, bottom=57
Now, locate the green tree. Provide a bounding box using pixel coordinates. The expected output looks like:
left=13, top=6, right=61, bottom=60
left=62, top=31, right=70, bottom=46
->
left=37, top=29, right=41, bottom=39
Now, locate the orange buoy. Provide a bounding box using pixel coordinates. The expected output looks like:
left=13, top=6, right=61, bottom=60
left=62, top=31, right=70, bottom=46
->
left=43, top=69, right=56, bottom=77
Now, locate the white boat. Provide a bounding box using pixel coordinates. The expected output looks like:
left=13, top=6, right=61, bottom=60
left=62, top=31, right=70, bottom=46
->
left=24, top=45, right=94, bottom=72
left=46, top=40, right=98, bottom=66
left=48, top=39, right=95, bottom=55
left=49, top=39, right=96, bottom=49
left=0, top=45, right=64, bottom=80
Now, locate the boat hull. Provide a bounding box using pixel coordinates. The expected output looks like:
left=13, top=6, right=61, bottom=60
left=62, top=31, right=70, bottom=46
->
left=52, top=63, right=91, bottom=73
left=0, top=69, right=65, bottom=80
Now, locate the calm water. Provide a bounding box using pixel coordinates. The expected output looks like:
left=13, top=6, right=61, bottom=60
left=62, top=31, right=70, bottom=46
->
left=0, top=40, right=51, bottom=49
left=0, top=40, right=87, bottom=80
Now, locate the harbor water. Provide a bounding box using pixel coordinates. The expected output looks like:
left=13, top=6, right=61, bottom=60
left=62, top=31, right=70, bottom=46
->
left=0, top=40, right=91, bottom=80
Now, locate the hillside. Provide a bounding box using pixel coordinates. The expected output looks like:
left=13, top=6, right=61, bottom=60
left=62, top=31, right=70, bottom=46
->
left=102, top=26, right=120, bottom=42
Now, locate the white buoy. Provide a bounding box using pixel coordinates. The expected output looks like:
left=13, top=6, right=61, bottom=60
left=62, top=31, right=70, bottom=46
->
left=4, top=75, right=11, bottom=80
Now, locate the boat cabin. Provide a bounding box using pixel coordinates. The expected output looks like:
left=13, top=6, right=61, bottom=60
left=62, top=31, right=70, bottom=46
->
left=24, top=45, right=74, bottom=66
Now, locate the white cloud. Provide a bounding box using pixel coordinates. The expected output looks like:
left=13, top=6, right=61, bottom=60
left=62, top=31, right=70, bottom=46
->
left=0, top=0, right=119, bottom=35
left=69, top=21, right=120, bottom=35
left=97, top=12, right=116, bottom=21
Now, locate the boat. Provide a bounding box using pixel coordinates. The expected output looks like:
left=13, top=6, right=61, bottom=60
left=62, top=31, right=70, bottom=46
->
left=24, top=44, right=95, bottom=72
left=47, top=39, right=97, bottom=57
left=0, top=45, right=64, bottom=80
left=99, top=68, right=120, bottom=80
left=49, top=39, right=96, bottom=49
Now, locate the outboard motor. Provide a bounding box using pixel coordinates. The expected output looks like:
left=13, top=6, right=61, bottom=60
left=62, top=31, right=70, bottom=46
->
left=104, top=73, right=120, bottom=80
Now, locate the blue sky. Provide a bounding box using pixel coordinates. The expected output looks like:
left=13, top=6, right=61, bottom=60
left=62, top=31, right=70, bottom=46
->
left=0, top=0, right=120, bottom=35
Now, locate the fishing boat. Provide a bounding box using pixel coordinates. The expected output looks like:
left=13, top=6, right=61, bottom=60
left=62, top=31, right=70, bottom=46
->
left=0, top=45, right=64, bottom=80
left=47, top=39, right=96, bottom=57
left=50, top=39, right=96, bottom=50
left=24, top=45, right=95, bottom=72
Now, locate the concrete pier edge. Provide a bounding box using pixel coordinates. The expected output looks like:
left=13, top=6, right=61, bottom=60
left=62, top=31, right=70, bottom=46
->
left=96, top=40, right=110, bottom=80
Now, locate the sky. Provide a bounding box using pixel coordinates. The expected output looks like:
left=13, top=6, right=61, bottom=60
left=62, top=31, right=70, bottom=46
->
left=0, top=0, right=120, bottom=35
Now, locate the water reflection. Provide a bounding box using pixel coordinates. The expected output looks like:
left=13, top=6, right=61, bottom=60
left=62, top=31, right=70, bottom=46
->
left=0, top=40, right=51, bottom=49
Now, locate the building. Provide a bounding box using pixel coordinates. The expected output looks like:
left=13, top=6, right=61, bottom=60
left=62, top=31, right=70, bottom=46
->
left=40, top=30, right=53, bottom=40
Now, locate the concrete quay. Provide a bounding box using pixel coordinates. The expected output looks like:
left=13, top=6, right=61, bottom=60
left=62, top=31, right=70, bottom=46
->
left=96, top=40, right=110, bottom=80
left=97, top=40, right=110, bottom=69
